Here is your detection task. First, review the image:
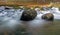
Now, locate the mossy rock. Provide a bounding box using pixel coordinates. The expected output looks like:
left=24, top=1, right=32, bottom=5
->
left=20, top=9, right=37, bottom=21
left=41, top=13, right=54, bottom=21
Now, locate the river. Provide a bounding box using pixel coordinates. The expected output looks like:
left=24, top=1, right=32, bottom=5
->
left=0, top=7, right=60, bottom=35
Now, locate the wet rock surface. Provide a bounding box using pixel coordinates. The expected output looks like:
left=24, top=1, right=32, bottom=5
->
left=41, top=13, right=54, bottom=20
left=20, top=9, right=37, bottom=21
left=0, top=6, right=60, bottom=35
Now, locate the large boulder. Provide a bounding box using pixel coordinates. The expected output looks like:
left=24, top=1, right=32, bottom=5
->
left=41, top=13, right=54, bottom=21
left=20, top=9, right=37, bottom=21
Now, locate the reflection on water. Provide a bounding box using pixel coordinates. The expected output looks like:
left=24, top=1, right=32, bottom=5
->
left=0, top=7, right=60, bottom=35
left=17, top=19, right=60, bottom=35
left=0, top=16, right=60, bottom=35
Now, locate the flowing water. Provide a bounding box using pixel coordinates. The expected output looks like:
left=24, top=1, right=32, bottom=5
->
left=0, top=7, right=60, bottom=35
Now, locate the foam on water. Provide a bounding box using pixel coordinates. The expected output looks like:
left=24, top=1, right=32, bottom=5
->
left=0, top=7, right=60, bottom=32
left=0, top=8, right=24, bottom=32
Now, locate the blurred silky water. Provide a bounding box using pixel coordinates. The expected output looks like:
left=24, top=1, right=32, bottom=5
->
left=0, top=6, right=60, bottom=35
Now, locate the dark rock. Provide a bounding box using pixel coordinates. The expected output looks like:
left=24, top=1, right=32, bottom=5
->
left=5, top=7, right=10, bottom=10
left=5, top=6, right=13, bottom=10
left=41, top=13, right=54, bottom=21
left=20, top=9, right=37, bottom=21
